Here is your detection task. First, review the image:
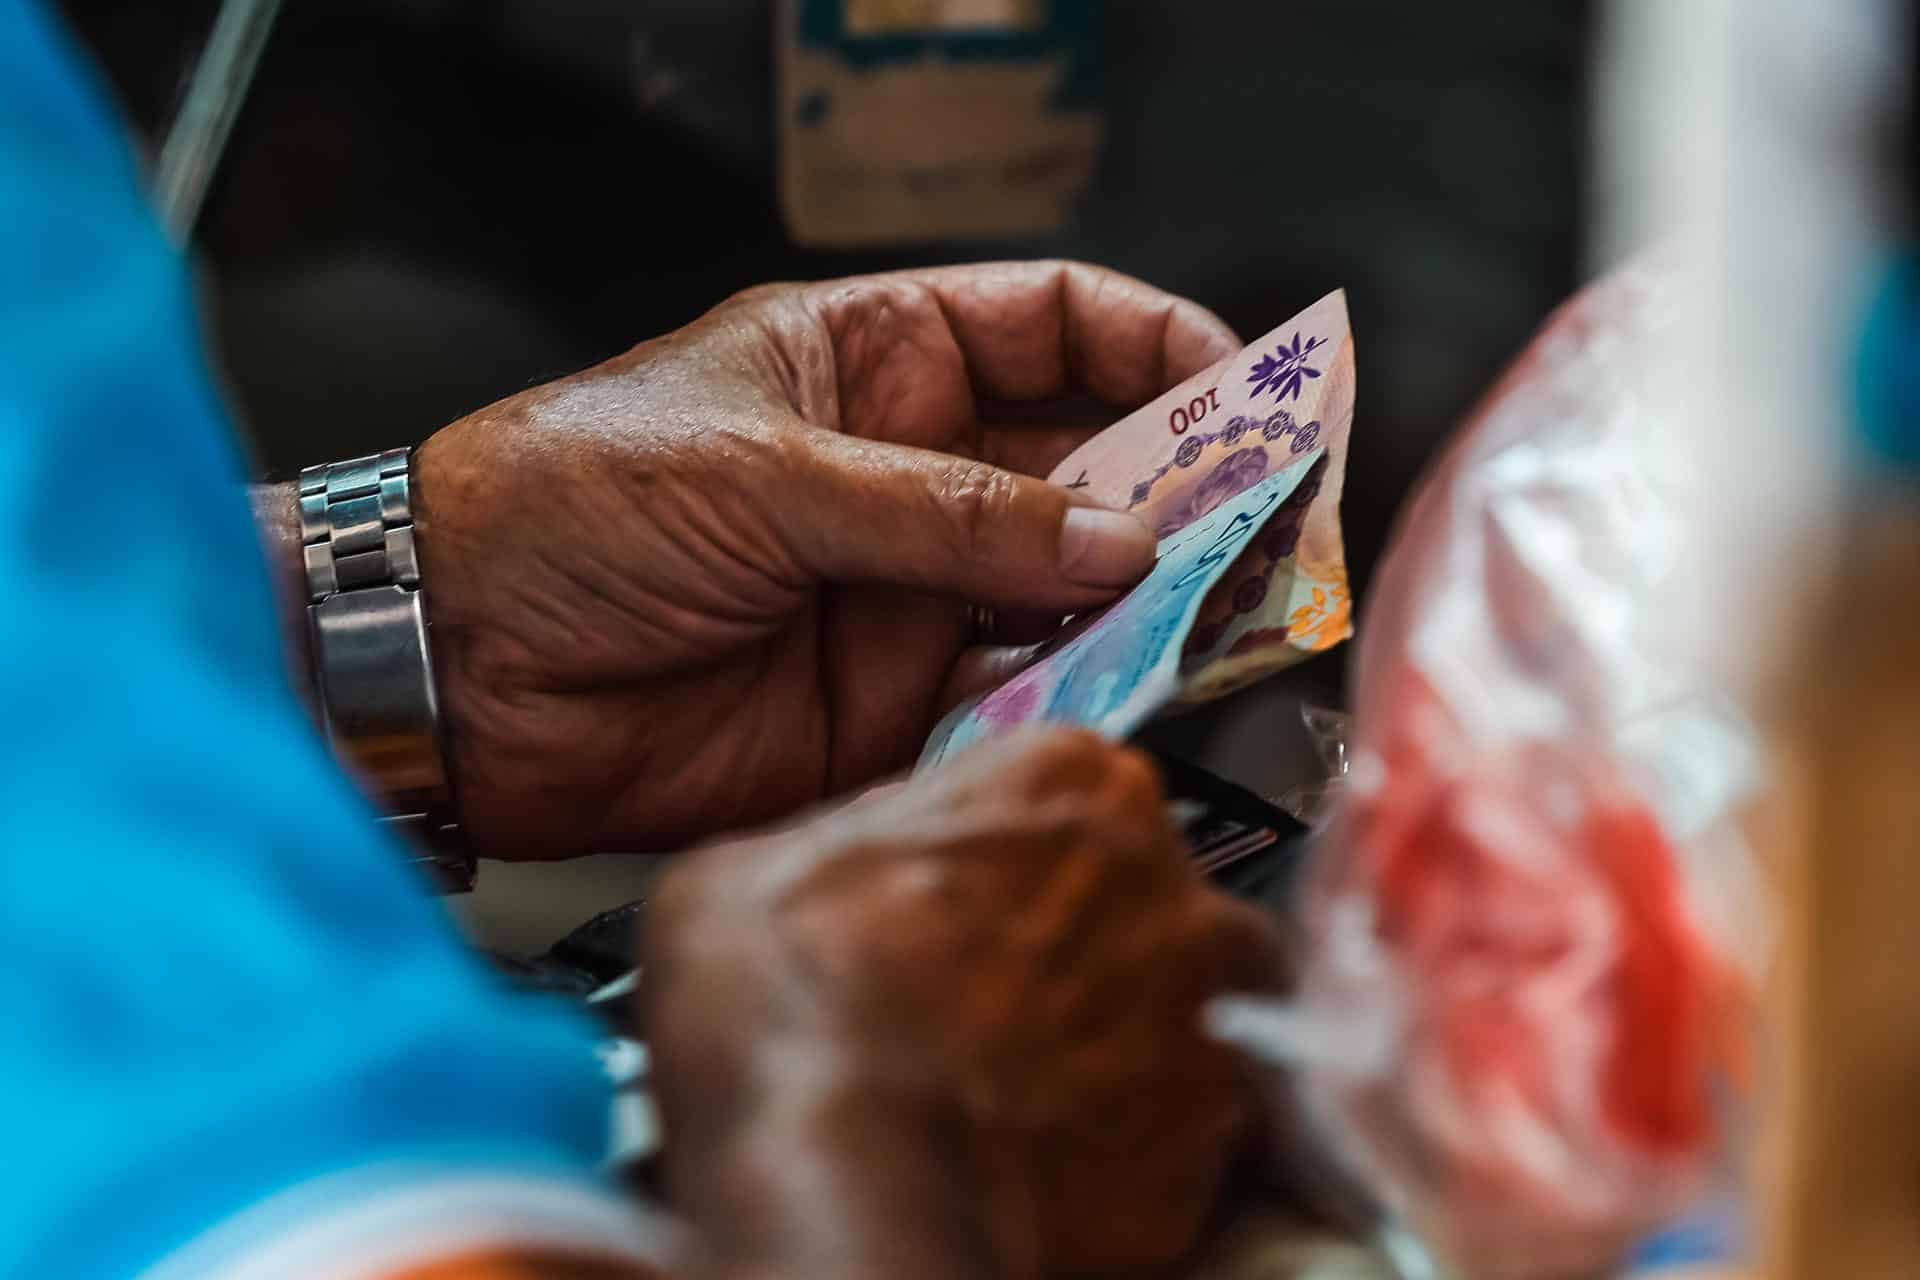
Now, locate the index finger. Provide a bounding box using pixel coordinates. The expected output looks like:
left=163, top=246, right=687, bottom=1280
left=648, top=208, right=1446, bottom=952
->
left=851, top=260, right=1241, bottom=409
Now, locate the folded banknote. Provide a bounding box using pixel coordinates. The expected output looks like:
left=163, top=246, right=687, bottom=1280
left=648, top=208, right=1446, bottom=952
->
left=918, top=452, right=1324, bottom=770
left=914, top=294, right=1355, bottom=770
left=1049, top=290, right=1355, bottom=703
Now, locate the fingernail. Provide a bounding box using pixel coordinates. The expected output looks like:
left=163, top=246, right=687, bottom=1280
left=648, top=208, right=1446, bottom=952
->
left=1059, top=507, right=1156, bottom=588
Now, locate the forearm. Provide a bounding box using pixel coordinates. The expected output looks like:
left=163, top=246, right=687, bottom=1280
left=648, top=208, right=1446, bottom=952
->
left=249, top=479, right=318, bottom=711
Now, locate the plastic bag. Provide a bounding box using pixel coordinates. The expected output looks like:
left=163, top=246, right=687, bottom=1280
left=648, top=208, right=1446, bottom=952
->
left=1215, top=262, right=1761, bottom=1279
left=1275, top=703, right=1353, bottom=828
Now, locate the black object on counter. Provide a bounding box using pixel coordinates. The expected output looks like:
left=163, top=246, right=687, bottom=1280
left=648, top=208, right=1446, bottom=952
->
left=1148, top=748, right=1312, bottom=902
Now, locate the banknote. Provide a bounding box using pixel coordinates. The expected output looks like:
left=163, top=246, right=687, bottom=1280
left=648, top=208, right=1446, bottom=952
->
left=1048, top=291, right=1356, bottom=701
left=918, top=452, right=1323, bottom=771
left=1172, top=453, right=1348, bottom=705
left=1049, top=290, right=1350, bottom=533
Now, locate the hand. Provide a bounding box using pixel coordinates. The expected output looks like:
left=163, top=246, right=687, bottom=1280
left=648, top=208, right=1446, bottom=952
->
left=409, top=261, right=1238, bottom=855
left=642, top=729, right=1289, bottom=1280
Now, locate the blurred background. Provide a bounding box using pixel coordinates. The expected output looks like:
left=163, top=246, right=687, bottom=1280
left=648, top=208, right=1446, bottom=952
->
left=57, top=0, right=1595, bottom=947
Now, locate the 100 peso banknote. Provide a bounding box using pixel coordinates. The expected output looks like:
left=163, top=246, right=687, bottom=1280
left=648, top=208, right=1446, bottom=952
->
left=1048, top=290, right=1355, bottom=703
left=915, top=294, right=1356, bottom=767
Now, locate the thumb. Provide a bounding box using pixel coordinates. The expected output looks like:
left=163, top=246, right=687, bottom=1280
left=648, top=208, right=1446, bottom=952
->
left=784, top=427, right=1157, bottom=610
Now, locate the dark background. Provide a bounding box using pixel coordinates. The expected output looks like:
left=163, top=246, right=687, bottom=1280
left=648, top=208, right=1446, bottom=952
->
left=59, top=0, right=1592, bottom=601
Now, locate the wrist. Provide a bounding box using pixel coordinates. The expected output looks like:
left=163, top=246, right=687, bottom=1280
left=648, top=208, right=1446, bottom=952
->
left=250, top=479, right=321, bottom=712
left=293, top=448, right=474, bottom=890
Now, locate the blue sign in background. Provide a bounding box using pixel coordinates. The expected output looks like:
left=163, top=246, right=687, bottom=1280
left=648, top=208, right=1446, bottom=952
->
left=795, top=0, right=1101, bottom=111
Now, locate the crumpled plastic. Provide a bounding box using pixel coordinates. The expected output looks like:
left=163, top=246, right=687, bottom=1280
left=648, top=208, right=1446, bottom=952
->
left=1275, top=703, right=1352, bottom=828
left=1215, top=262, right=1761, bottom=1279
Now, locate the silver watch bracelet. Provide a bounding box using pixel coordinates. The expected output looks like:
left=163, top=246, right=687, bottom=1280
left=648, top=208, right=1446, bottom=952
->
left=300, top=448, right=473, bottom=893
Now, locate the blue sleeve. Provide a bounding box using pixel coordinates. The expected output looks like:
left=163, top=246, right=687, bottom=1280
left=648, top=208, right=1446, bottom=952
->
left=0, top=4, right=614, bottom=1275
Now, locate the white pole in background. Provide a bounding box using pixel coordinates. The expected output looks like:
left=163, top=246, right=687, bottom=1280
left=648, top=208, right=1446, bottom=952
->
left=1587, top=0, right=1901, bottom=699
left=153, top=0, right=285, bottom=246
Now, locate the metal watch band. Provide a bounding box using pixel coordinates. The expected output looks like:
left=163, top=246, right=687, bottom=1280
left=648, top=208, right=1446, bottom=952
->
left=301, top=448, right=474, bottom=893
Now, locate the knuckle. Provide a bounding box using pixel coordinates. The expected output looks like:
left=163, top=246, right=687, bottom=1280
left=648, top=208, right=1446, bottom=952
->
left=1105, top=740, right=1159, bottom=802
left=935, top=458, right=1023, bottom=561
left=1006, top=724, right=1109, bottom=779
left=1000, top=731, right=1174, bottom=848
left=725, top=280, right=801, bottom=312
left=1038, top=255, right=1094, bottom=282
left=1047, top=257, right=1139, bottom=301
left=954, top=727, right=1115, bottom=823
left=642, top=856, right=717, bottom=958
left=817, top=278, right=929, bottom=358
left=775, top=840, right=968, bottom=972
left=1104, top=746, right=1167, bottom=817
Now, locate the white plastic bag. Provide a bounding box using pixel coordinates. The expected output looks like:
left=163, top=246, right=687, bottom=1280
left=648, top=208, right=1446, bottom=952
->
left=1217, top=262, right=1761, bottom=1278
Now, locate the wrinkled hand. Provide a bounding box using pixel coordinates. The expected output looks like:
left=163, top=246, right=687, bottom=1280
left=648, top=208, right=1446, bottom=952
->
left=643, top=729, right=1289, bottom=1280
left=412, top=262, right=1238, bottom=856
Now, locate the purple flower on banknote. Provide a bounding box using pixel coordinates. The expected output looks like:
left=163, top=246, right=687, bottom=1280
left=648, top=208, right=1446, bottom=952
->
left=1262, top=409, right=1295, bottom=442
left=1129, top=479, right=1155, bottom=509
left=1153, top=446, right=1270, bottom=537
left=1291, top=419, right=1321, bottom=453
left=1221, top=415, right=1253, bottom=446
left=1232, top=575, right=1269, bottom=614
left=1246, top=333, right=1325, bottom=402
left=1174, top=437, right=1204, bottom=468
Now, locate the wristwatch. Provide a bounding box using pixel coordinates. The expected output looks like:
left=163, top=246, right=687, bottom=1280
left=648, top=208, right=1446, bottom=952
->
left=300, top=448, right=475, bottom=893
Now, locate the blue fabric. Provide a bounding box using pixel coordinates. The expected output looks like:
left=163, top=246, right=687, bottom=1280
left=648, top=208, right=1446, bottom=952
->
left=1625, top=1207, right=1743, bottom=1271
left=1857, top=253, right=1920, bottom=473
left=0, top=4, right=610, bottom=1275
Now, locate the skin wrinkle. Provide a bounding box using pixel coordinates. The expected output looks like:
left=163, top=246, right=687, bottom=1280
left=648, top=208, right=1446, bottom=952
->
left=625, top=694, right=768, bottom=844
left=748, top=308, right=811, bottom=413
left=309, top=263, right=1236, bottom=853
left=1153, top=296, right=1179, bottom=401
left=819, top=283, right=884, bottom=441
left=505, top=474, right=699, bottom=663
left=815, top=588, right=939, bottom=793
left=919, top=281, right=988, bottom=421
left=930, top=456, right=1024, bottom=589
left=776, top=429, right=877, bottom=584
left=448, top=689, right=624, bottom=853
left=837, top=282, right=966, bottom=444
left=821, top=294, right=869, bottom=439
left=813, top=581, right=843, bottom=811
left=795, top=298, right=845, bottom=429
left=650, top=444, right=799, bottom=606
left=451, top=509, right=826, bottom=849
left=762, top=292, right=840, bottom=426
left=614, top=649, right=825, bottom=851
left=1053, top=263, right=1077, bottom=405
left=522, top=540, right=686, bottom=669
left=851, top=300, right=923, bottom=443
left=937, top=266, right=1012, bottom=395
left=562, top=428, right=793, bottom=655
left=1070, top=264, right=1162, bottom=408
